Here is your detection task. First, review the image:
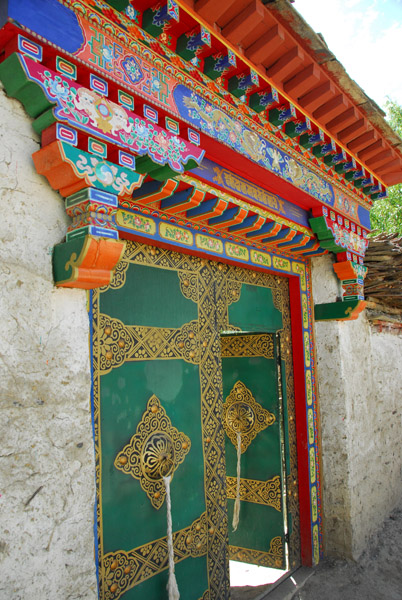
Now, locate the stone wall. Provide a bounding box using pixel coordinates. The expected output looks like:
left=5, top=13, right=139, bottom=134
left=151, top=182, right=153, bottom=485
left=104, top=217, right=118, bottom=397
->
left=0, top=86, right=97, bottom=598
left=312, top=255, right=402, bottom=560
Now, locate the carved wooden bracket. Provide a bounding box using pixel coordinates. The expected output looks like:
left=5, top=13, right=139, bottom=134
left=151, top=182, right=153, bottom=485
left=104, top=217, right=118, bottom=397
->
left=53, top=235, right=126, bottom=289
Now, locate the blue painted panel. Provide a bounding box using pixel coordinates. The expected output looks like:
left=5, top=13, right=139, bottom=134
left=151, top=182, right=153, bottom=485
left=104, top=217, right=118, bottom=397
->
left=357, top=204, right=371, bottom=229
left=10, top=0, right=84, bottom=54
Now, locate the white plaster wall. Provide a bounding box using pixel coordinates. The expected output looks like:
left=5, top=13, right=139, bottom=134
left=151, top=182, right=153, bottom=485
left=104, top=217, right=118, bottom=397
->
left=312, top=255, right=402, bottom=560
left=0, top=87, right=97, bottom=598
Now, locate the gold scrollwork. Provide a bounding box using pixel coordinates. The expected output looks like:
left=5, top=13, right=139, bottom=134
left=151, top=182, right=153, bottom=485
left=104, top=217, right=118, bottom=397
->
left=226, top=279, right=243, bottom=306
left=223, top=381, right=275, bottom=453
left=226, top=475, right=281, bottom=512
left=178, top=270, right=199, bottom=303
left=221, top=334, right=274, bottom=359
left=229, top=536, right=284, bottom=569
left=98, top=315, right=200, bottom=374
left=103, top=512, right=208, bottom=600
left=114, top=395, right=191, bottom=509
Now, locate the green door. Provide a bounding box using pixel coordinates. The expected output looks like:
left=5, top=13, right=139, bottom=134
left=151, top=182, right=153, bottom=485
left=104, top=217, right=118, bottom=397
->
left=221, top=332, right=287, bottom=571
left=92, top=249, right=219, bottom=600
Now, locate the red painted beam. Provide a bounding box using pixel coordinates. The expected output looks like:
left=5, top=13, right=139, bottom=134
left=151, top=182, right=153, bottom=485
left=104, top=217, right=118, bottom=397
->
left=366, top=149, right=393, bottom=169
left=326, top=107, right=357, bottom=133
left=375, top=157, right=401, bottom=175
left=195, top=0, right=235, bottom=23
left=357, top=139, right=384, bottom=162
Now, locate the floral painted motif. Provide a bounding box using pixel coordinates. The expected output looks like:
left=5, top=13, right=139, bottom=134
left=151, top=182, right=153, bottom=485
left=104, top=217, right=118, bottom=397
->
left=250, top=250, right=271, bottom=268
left=272, top=257, right=291, bottom=272
left=159, top=223, right=193, bottom=245
left=195, top=234, right=223, bottom=254
left=225, top=243, right=249, bottom=260
left=121, top=56, right=144, bottom=85
left=116, top=211, right=156, bottom=235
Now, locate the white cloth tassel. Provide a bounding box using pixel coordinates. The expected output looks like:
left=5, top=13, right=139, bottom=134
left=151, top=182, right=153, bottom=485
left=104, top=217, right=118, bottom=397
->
left=232, top=431, right=241, bottom=532
left=162, top=475, right=180, bottom=600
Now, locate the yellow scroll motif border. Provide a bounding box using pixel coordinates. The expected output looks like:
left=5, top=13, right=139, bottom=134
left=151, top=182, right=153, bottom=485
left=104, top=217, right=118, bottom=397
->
left=226, top=475, right=281, bottom=512
left=229, top=536, right=284, bottom=569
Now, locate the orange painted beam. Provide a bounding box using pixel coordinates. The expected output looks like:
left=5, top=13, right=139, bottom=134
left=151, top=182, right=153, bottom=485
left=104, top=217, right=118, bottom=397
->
left=376, top=158, right=401, bottom=175
left=347, top=130, right=377, bottom=154
left=222, top=0, right=265, bottom=45
left=283, top=63, right=320, bottom=98
left=338, top=118, right=367, bottom=144
left=195, top=0, right=235, bottom=23
left=298, top=80, right=335, bottom=112
left=358, top=139, right=385, bottom=162
left=266, top=45, right=304, bottom=81
left=54, top=236, right=126, bottom=289
left=313, top=94, right=349, bottom=123
left=366, top=149, right=393, bottom=169
left=326, top=107, right=357, bottom=133
left=245, top=23, right=285, bottom=65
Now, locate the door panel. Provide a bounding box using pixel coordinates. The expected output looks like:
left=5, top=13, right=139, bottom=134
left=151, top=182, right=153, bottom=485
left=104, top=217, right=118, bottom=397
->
left=94, top=254, right=211, bottom=600
left=221, top=335, right=287, bottom=570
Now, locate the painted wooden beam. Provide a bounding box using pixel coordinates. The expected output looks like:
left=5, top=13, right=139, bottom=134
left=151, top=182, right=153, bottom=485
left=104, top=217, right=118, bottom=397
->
left=246, top=220, right=282, bottom=241
left=208, top=206, right=248, bottom=229
left=326, top=107, right=357, bottom=133
left=313, top=95, right=348, bottom=123
left=186, top=197, right=228, bottom=221
left=357, top=139, right=385, bottom=162
left=337, top=118, right=367, bottom=144
left=228, top=214, right=266, bottom=234
left=160, top=188, right=205, bottom=213
left=283, top=63, right=320, bottom=98
left=314, top=300, right=366, bottom=321
left=245, top=23, right=285, bottom=65
left=130, top=180, right=179, bottom=205
left=298, top=80, right=335, bottom=112
left=222, top=0, right=265, bottom=45
left=266, top=46, right=304, bottom=81
left=347, top=130, right=377, bottom=154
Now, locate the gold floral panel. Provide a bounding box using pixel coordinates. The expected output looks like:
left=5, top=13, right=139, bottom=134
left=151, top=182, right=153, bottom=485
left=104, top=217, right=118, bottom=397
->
left=115, top=395, right=191, bottom=510
left=222, top=380, right=276, bottom=453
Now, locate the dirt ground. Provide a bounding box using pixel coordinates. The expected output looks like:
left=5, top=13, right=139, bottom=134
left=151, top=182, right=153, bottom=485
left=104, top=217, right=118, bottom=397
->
left=294, top=501, right=402, bottom=600
left=233, top=499, right=402, bottom=600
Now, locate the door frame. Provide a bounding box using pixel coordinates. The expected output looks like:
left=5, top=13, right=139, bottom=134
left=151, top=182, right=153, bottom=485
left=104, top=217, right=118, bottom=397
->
left=90, top=240, right=322, bottom=600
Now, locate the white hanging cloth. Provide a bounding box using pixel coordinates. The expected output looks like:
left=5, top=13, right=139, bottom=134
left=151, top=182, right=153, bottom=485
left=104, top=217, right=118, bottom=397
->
left=232, top=431, right=241, bottom=532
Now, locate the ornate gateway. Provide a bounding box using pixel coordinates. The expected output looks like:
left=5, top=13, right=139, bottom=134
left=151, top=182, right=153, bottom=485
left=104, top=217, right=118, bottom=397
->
left=92, top=241, right=300, bottom=599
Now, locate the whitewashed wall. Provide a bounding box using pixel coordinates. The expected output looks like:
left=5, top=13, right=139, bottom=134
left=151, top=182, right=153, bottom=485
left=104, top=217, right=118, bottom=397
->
left=312, top=255, right=402, bottom=560
left=0, top=87, right=97, bottom=599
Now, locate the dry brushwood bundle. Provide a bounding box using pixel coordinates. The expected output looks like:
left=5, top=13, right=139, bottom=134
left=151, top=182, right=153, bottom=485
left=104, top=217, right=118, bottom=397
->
left=365, top=234, right=402, bottom=309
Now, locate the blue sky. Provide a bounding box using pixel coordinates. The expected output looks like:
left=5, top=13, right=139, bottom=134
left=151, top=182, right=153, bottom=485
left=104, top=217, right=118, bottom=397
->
left=294, top=0, right=402, bottom=110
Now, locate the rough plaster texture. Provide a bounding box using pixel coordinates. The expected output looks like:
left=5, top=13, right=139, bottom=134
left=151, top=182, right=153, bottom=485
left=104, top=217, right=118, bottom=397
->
left=0, top=87, right=97, bottom=599
left=312, top=255, right=402, bottom=560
